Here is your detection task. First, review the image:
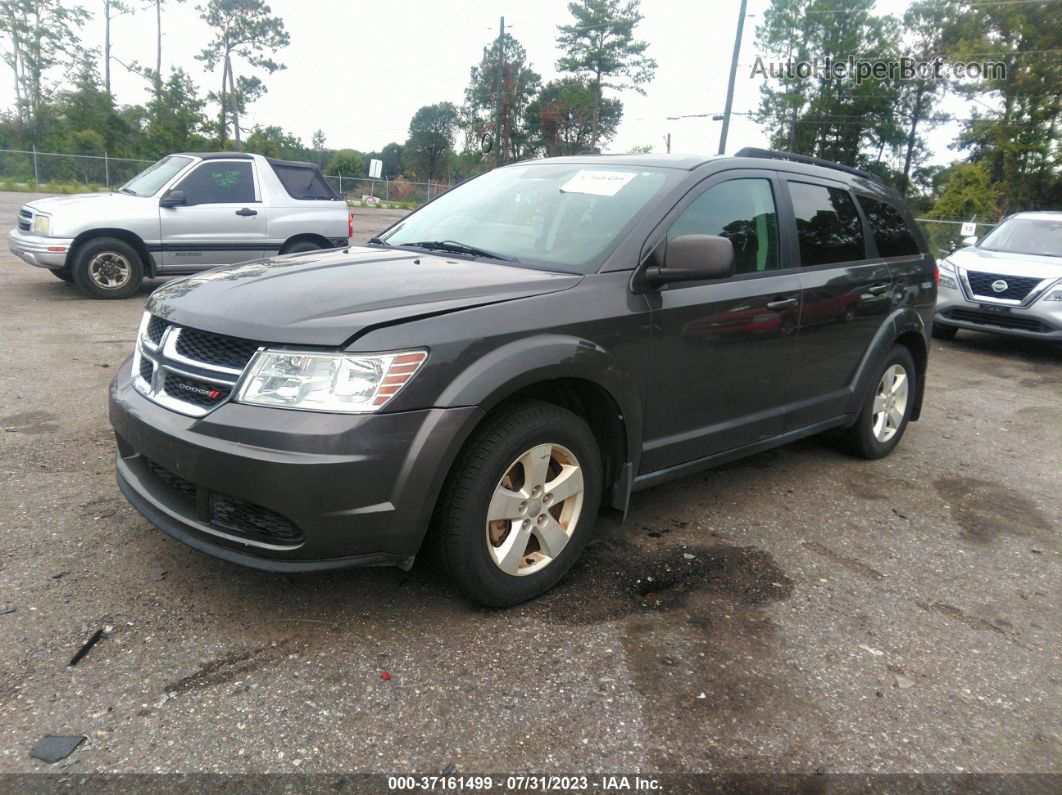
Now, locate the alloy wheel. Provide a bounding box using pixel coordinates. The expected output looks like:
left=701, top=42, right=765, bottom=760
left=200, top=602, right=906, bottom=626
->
left=485, top=443, right=584, bottom=576
left=88, top=252, right=132, bottom=290
left=871, top=364, right=909, bottom=443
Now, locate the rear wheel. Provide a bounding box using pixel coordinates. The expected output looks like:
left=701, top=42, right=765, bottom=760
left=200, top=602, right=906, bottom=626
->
left=932, top=323, right=958, bottom=340
left=841, top=344, right=917, bottom=460
left=72, top=237, right=144, bottom=299
left=432, top=400, right=602, bottom=607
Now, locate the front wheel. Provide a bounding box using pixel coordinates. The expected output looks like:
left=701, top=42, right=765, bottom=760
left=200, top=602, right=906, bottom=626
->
left=841, top=344, right=917, bottom=460
left=432, top=400, right=602, bottom=607
left=72, top=237, right=144, bottom=299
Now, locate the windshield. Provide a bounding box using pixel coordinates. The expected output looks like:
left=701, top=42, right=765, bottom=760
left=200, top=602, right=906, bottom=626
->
left=979, top=217, right=1062, bottom=258
left=380, top=162, right=672, bottom=272
left=120, top=155, right=193, bottom=197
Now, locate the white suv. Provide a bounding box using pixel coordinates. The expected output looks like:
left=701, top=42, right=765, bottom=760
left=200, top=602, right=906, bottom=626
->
left=935, top=211, right=1062, bottom=342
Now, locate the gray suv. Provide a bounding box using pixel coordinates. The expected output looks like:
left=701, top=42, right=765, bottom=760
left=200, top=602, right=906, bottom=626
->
left=109, top=150, right=936, bottom=606
left=935, top=211, right=1062, bottom=341
left=8, top=152, right=350, bottom=299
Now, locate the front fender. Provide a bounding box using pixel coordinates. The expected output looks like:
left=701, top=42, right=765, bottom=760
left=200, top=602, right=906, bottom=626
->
left=436, top=333, right=644, bottom=474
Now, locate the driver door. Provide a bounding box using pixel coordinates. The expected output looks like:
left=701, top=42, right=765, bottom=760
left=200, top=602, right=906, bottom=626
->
left=158, top=159, right=267, bottom=271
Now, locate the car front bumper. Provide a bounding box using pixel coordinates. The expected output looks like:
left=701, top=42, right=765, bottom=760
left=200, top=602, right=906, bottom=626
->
left=7, top=228, right=73, bottom=269
left=110, top=358, right=481, bottom=571
left=935, top=280, right=1062, bottom=341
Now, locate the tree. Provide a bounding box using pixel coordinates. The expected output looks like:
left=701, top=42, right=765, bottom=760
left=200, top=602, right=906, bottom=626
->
left=142, top=0, right=186, bottom=97
left=525, top=77, right=622, bottom=156
left=245, top=124, right=302, bottom=159
left=406, top=102, right=458, bottom=181
left=753, top=0, right=906, bottom=166
left=196, top=0, right=288, bottom=149
left=949, top=0, right=1061, bottom=214
left=380, top=141, right=403, bottom=178
left=463, top=32, right=540, bottom=165
left=555, top=0, right=655, bottom=151
left=0, top=0, right=91, bottom=136
left=101, top=0, right=132, bottom=96
left=311, top=128, right=325, bottom=165
left=142, top=66, right=210, bottom=156
left=323, top=148, right=364, bottom=178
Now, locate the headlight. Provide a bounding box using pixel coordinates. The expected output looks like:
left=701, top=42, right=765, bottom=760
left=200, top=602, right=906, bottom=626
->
left=938, top=258, right=956, bottom=273
left=1042, top=288, right=1062, bottom=302
left=236, top=349, right=428, bottom=412
left=31, top=214, right=50, bottom=235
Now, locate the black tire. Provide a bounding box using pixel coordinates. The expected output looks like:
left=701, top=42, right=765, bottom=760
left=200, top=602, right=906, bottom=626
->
left=50, top=267, right=74, bottom=283
left=841, top=344, right=917, bottom=460
left=71, top=237, right=144, bottom=299
left=281, top=239, right=324, bottom=255
left=431, top=400, right=603, bottom=607
left=932, top=323, right=958, bottom=340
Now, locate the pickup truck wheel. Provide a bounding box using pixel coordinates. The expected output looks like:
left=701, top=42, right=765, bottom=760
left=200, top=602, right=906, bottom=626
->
left=72, top=238, right=143, bottom=299
left=841, top=344, right=917, bottom=460
left=51, top=267, right=75, bottom=283
left=281, top=240, right=323, bottom=254
left=432, top=400, right=602, bottom=607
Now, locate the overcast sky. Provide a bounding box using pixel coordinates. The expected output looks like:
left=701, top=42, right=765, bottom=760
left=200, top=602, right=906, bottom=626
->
left=2, top=0, right=966, bottom=164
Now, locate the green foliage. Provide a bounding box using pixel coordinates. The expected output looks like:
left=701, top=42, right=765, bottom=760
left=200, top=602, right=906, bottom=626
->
left=245, top=124, right=303, bottom=159
left=524, top=77, right=622, bottom=156
left=323, top=148, right=364, bottom=178
left=406, top=102, right=458, bottom=181
left=196, top=0, right=289, bottom=146
left=463, top=32, right=541, bottom=165
left=555, top=0, right=655, bottom=149
left=626, top=144, right=653, bottom=154
left=928, top=163, right=999, bottom=221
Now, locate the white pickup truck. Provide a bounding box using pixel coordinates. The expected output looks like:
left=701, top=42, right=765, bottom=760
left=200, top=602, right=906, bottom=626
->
left=8, top=152, right=351, bottom=298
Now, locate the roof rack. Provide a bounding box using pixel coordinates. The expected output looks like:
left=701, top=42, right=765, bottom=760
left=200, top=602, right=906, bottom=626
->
left=734, top=147, right=883, bottom=185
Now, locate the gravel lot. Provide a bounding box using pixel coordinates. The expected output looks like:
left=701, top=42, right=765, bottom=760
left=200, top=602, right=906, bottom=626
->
left=0, top=191, right=1059, bottom=776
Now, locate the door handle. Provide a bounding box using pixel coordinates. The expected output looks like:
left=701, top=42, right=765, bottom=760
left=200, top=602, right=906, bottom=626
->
left=766, top=297, right=799, bottom=310
left=867, top=283, right=891, bottom=295
left=235, top=207, right=257, bottom=217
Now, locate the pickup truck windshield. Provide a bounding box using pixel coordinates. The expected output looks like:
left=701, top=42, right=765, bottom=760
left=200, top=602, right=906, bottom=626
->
left=380, top=163, right=671, bottom=273
left=120, top=155, right=193, bottom=197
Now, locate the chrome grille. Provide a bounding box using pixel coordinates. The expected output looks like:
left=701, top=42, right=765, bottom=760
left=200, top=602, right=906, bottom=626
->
left=17, top=207, right=30, bottom=232
left=134, top=313, right=261, bottom=417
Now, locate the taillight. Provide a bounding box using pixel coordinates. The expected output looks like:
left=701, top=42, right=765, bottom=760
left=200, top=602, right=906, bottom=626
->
left=348, top=213, right=354, bottom=240
left=933, top=264, right=940, bottom=288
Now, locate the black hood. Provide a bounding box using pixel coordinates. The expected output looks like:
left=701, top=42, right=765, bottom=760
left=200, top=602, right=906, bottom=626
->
left=147, top=246, right=582, bottom=347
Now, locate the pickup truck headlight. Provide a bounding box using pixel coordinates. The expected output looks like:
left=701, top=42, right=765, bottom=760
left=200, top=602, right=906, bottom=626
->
left=31, top=214, right=50, bottom=235
left=236, top=349, right=427, bottom=412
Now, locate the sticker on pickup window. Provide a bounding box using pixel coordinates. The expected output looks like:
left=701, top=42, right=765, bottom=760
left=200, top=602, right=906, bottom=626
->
left=560, top=170, right=636, bottom=196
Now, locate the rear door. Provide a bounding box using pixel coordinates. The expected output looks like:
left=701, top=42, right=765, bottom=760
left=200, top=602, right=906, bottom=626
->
left=158, top=159, right=267, bottom=271
left=640, top=170, right=803, bottom=472
left=781, top=178, right=894, bottom=429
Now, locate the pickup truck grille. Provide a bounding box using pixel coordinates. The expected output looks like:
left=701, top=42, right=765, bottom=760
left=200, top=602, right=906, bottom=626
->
left=17, top=207, right=31, bottom=231
left=135, top=315, right=262, bottom=417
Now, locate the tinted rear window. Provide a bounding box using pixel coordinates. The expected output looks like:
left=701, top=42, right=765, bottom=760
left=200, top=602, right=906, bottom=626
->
left=272, top=164, right=339, bottom=200
left=788, top=182, right=866, bottom=266
left=858, top=196, right=920, bottom=257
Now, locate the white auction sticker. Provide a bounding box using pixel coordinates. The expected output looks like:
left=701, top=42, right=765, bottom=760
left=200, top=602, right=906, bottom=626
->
left=560, top=170, right=636, bottom=196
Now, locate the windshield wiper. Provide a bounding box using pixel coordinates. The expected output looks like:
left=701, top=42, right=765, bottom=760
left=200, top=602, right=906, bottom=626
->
left=408, top=240, right=518, bottom=262
left=118, top=187, right=136, bottom=195
left=366, top=237, right=389, bottom=246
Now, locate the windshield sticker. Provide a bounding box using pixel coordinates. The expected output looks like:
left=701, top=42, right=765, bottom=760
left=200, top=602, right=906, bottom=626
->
left=560, top=170, right=636, bottom=197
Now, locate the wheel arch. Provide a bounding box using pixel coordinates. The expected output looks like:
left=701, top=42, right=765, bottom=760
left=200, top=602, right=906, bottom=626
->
left=68, top=228, right=156, bottom=277
left=845, top=307, right=930, bottom=422
left=280, top=233, right=332, bottom=254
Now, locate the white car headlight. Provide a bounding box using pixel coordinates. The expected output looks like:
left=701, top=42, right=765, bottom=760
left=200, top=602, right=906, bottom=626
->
left=31, top=214, right=50, bottom=235
left=236, top=349, right=427, bottom=412
left=1042, top=288, right=1062, bottom=302
left=938, top=258, right=956, bottom=273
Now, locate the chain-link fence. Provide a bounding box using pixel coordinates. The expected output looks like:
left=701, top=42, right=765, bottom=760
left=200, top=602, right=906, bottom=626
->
left=322, top=175, right=452, bottom=208
left=0, top=148, right=155, bottom=192
left=0, top=148, right=451, bottom=208
left=915, top=218, right=999, bottom=257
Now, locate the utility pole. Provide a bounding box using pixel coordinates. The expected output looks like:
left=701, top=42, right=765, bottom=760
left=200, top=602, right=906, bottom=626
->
left=718, top=0, right=748, bottom=155
left=493, top=16, right=505, bottom=169
left=663, top=133, right=671, bottom=154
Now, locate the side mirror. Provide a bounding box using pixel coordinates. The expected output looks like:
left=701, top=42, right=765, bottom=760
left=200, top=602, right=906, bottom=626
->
left=646, top=234, right=735, bottom=287
left=159, top=189, right=186, bottom=208
left=962, top=235, right=978, bottom=247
